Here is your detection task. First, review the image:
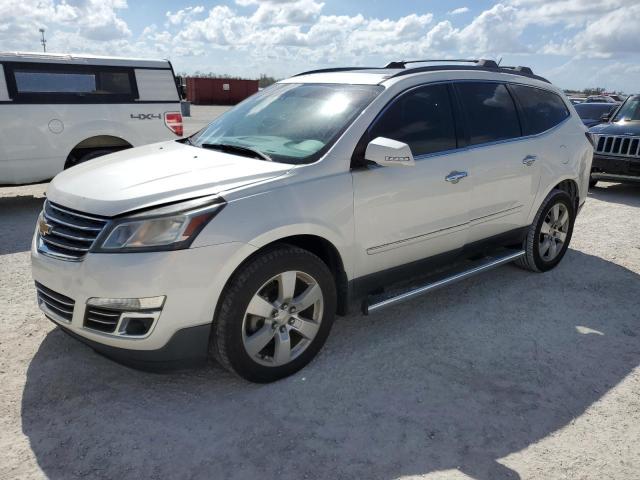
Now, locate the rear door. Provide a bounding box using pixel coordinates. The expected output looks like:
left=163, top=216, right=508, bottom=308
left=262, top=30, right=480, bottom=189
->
left=351, top=83, right=473, bottom=278
left=453, top=81, right=542, bottom=243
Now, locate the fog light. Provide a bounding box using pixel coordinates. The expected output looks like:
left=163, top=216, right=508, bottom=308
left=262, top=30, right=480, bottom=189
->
left=86, top=296, right=165, bottom=311
left=119, top=316, right=155, bottom=336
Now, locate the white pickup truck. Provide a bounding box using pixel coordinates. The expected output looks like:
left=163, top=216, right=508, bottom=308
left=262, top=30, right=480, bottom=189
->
left=0, top=52, right=183, bottom=184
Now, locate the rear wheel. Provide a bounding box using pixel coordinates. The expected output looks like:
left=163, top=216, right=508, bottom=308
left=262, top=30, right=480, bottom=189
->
left=211, top=245, right=336, bottom=383
left=589, top=175, right=598, bottom=188
left=516, top=189, right=575, bottom=272
left=67, top=149, right=114, bottom=168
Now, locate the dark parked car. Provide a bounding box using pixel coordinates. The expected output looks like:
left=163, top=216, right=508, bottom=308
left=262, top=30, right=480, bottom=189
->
left=574, top=102, right=619, bottom=127
left=589, top=94, right=640, bottom=187
left=585, top=95, right=617, bottom=103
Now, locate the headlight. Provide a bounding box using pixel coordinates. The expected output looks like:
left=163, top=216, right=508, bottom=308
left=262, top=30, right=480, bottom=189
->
left=94, top=196, right=225, bottom=253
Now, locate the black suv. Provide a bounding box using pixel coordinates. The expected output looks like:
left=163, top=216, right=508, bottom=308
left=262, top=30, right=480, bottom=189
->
left=589, top=94, right=640, bottom=187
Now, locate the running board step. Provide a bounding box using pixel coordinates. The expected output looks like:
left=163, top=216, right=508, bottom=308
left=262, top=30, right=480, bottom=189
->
left=362, top=250, right=525, bottom=315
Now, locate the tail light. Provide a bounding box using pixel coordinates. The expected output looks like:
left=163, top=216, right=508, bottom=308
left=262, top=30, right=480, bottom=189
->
left=164, top=112, right=183, bottom=137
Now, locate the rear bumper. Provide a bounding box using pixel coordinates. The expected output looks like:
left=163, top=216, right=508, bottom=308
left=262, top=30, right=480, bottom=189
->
left=592, top=154, right=640, bottom=180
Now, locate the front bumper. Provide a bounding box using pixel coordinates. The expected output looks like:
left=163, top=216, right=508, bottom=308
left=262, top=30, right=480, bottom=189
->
left=592, top=154, right=640, bottom=180
left=31, top=236, right=256, bottom=368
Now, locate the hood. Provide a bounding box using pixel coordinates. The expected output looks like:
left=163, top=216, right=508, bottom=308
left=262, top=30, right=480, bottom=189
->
left=589, top=121, right=640, bottom=136
left=48, top=141, right=292, bottom=216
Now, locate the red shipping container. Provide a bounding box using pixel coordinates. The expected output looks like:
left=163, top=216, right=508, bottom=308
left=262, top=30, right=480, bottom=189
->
left=186, top=77, right=259, bottom=105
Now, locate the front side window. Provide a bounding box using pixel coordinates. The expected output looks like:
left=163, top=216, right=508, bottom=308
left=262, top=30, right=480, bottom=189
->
left=368, top=83, right=457, bottom=157
left=455, top=82, right=520, bottom=146
left=510, top=84, right=569, bottom=135
left=191, top=83, right=383, bottom=165
left=612, top=96, right=640, bottom=122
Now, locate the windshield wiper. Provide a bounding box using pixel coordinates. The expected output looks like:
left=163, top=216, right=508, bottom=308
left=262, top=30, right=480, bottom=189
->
left=200, top=143, right=272, bottom=161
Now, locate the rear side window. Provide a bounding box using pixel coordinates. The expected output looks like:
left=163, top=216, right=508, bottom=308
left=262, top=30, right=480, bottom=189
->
left=510, top=85, right=569, bottom=135
left=6, top=63, right=137, bottom=102
left=369, top=83, right=457, bottom=156
left=455, top=82, right=520, bottom=146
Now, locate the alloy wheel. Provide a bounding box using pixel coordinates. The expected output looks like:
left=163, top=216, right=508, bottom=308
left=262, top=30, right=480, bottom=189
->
left=241, top=270, right=324, bottom=367
left=539, top=203, right=569, bottom=262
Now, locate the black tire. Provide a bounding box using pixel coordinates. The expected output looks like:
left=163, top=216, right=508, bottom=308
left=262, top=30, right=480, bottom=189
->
left=516, top=189, right=575, bottom=273
left=67, top=149, right=114, bottom=168
left=589, top=176, right=598, bottom=188
left=210, top=245, right=337, bottom=383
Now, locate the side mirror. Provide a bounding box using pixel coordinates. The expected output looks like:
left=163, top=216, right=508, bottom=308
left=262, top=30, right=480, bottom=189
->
left=600, top=113, right=611, bottom=122
left=364, top=137, right=415, bottom=167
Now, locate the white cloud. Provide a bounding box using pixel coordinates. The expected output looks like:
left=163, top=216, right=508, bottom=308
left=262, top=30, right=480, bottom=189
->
left=166, top=6, right=205, bottom=26
left=0, top=0, right=130, bottom=51
left=448, top=7, right=469, bottom=15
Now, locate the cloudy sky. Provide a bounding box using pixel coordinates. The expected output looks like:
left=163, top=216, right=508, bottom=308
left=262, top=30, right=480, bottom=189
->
left=1, top=0, right=639, bottom=92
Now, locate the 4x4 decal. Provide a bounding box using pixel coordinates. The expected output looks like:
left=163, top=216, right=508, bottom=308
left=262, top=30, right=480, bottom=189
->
left=130, top=113, right=162, bottom=120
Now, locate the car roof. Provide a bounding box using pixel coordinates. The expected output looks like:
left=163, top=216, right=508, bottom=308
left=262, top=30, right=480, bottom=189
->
left=0, top=51, right=170, bottom=69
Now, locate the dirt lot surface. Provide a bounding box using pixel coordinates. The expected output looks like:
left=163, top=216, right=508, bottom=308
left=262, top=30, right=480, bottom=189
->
left=1, top=167, right=639, bottom=478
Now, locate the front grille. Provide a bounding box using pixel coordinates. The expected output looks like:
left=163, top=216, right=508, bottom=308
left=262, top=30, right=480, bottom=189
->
left=84, top=306, right=121, bottom=333
left=35, top=282, right=75, bottom=322
left=38, top=201, right=109, bottom=260
left=595, top=135, right=640, bottom=158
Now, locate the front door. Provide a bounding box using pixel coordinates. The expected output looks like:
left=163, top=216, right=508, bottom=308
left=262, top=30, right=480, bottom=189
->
left=351, top=83, right=472, bottom=279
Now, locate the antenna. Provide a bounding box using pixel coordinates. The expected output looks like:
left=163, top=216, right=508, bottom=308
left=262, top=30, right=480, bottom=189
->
left=39, top=28, right=47, bottom=53
left=497, top=57, right=503, bottom=66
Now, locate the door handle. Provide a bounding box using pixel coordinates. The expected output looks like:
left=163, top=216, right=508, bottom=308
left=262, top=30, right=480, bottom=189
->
left=522, top=155, right=537, bottom=166
left=445, top=171, right=468, bottom=184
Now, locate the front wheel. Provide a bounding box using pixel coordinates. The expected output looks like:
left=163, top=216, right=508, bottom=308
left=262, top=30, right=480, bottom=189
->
left=210, top=245, right=337, bottom=383
left=516, top=189, right=575, bottom=272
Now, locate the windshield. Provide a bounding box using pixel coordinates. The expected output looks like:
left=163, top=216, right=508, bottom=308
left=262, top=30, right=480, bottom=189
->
left=191, top=83, right=383, bottom=164
left=612, top=96, right=640, bottom=122
left=574, top=103, right=617, bottom=120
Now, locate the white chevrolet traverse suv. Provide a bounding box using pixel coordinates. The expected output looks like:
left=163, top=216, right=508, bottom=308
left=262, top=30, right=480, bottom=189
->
left=31, top=60, right=593, bottom=382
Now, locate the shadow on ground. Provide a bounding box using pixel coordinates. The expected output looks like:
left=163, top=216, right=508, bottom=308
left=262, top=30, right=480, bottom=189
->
left=0, top=196, right=44, bottom=255
left=22, top=250, right=640, bottom=480
left=588, top=182, right=640, bottom=207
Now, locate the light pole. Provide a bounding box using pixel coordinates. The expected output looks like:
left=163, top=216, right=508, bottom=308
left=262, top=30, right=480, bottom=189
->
left=39, top=28, right=46, bottom=52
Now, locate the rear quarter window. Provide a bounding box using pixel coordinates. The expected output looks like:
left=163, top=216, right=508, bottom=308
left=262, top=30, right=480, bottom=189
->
left=455, top=82, right=521, bottom=146
left=510, top=85, right=569, bottom=135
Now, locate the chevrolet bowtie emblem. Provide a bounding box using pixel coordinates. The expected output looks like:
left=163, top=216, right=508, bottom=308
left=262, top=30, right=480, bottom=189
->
left=38, top=216, right=53, bottom=236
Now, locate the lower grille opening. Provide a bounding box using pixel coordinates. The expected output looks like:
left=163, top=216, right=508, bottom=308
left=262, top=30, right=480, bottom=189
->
left=84, top=307, right=158, bottom=336
left=35, top=282, right=75, bottom=322
left=84, top=307, right=121, bottom=333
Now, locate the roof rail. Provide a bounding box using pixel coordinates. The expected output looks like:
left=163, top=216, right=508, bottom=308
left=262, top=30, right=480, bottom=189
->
left=384, top=59, right=498, bottom=69
left=292, top=66, right=380, bottom=77
left=292, top=60, right=549, bottom=84
left=387, top=63, right=550, bottom=84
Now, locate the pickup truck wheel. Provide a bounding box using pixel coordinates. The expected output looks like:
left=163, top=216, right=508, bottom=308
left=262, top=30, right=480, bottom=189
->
left=67, top=149, right=114, bottom=168
left=211, top=245, right=337, bottom=383
left=516, top=189, right=575, bottom=273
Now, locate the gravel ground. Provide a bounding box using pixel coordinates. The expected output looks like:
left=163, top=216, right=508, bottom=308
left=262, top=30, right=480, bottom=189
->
left=1, top=168, right=639, bottom=478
